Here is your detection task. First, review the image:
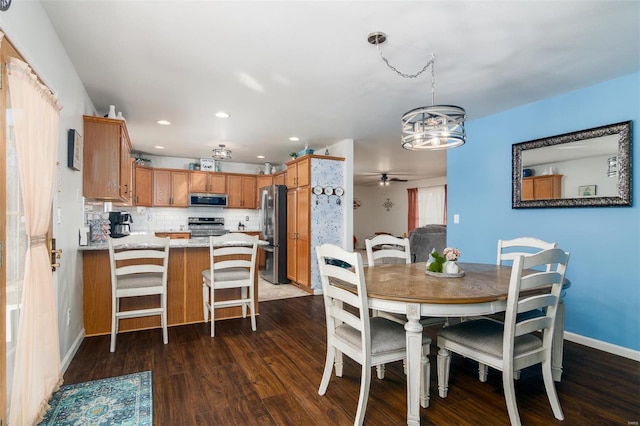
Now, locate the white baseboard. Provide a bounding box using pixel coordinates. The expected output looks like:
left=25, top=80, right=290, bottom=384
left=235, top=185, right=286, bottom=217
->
left=564, top=331, right=640, bottom=362
left=60, top=328, right=85, bottom=374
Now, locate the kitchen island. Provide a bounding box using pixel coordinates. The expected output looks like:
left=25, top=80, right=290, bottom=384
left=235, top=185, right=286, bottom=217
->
left=80, top=237, right=265, bottom=336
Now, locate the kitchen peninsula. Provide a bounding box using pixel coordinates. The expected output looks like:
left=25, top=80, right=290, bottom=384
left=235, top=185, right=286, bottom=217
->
left=79, top=237, right=265, bottom=336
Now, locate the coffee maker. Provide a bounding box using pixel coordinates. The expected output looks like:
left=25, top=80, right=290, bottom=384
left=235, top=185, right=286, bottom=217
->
left=109, top=212, right=132, bottom=238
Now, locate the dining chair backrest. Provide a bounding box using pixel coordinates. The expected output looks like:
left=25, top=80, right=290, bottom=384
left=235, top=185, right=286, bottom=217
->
left=316, top=244, right=370, bottom=357
left=108, top=233, right=170, bottom=352
left=497, top=237, right=557, bottom=266
left=365, top=234, right=411, bottom=266
left=209, top=232, right=259, bottom=283
left=504, top=248, right=570, bottom=361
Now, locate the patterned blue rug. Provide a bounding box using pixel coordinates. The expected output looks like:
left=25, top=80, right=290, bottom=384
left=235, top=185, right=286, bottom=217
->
left=39, top=371, right=152, bottom=426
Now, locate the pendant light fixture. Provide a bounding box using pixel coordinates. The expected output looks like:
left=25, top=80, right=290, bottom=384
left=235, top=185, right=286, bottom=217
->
left=212, top=144, right=232, bottom=160
left=368, top=32, right=466, bottom=150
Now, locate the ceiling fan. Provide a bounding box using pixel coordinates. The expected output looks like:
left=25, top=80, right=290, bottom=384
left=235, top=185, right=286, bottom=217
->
left=380, top=173, right=408, bottom=186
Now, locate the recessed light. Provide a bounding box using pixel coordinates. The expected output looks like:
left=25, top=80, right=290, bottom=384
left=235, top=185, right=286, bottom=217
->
left=256, top=155, right=265, bottom=159
left=157, top=120, right=171, bottom=126
left=215, top=112, right=230, bottom=118
left=289, top=137, right=300, bottom=142
left=154, top=145, right=165, bottom=149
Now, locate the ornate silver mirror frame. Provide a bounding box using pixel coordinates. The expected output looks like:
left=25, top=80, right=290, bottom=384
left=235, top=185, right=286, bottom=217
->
left=512, top=121, right=632, bottom=208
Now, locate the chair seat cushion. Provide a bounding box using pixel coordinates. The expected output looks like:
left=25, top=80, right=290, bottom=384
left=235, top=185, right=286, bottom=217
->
left=337, top=317, right=430, bottom=355
left=116, top=273, right=163, bottom=289
left=438, top=319, right=541, bottom=358
left=202, top=268, right=250, bottom=282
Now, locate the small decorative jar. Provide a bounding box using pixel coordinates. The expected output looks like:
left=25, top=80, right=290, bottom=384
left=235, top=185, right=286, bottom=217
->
left=444, top=260, right=459, bottom=274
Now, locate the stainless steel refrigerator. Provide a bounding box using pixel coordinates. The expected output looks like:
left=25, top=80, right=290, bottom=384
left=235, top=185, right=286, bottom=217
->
left=259, top=184, right=289, bottom=284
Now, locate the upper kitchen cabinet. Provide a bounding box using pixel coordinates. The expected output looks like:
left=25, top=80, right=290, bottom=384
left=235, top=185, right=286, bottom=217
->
left=83, top=116, right=132, bottom=202
left=153, top=169, right=189, bottom=207
left=134, top=165, right=153, bottom=207
left=273, top=171, right=286, bottom=186
left=227, top=174, right=257, bottom=209
left=285, top=156, right=310, bottom=188
left=189, top=171, right=226, bottom=194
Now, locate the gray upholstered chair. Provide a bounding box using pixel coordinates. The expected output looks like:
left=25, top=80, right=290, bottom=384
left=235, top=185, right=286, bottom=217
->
left=408, top=224, right=447, bottom=263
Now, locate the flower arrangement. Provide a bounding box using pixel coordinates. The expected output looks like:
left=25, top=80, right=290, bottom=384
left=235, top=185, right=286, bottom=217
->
left=427, top=247, right=461, bottom=273
left=443, top=247, right=460, bottom=262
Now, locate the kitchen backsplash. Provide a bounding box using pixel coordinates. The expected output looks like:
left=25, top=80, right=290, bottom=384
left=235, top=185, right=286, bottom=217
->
left=85, top=203, right=261, bottom=233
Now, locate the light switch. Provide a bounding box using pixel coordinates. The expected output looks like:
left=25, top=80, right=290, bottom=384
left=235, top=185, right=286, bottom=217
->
left=453, top=214, right=460, bottom=224
left=57, top=208, right=62, bottom=224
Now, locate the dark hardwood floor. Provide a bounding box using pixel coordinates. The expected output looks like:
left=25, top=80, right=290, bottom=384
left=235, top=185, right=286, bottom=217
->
left=64, top=295, right=639, bottom=425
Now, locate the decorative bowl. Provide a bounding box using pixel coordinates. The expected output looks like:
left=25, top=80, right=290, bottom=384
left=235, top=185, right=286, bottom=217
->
left=425, top=269, right=465, bottom=278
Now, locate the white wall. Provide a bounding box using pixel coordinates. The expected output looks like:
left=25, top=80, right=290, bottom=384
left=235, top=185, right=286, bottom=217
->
left=353, top=177, right=446, bottom=249
left=1, top=1, right=96, bottom=369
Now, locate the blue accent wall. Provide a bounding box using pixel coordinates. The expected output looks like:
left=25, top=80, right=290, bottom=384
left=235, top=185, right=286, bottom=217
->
left=447, top=73, right=640, bottom=351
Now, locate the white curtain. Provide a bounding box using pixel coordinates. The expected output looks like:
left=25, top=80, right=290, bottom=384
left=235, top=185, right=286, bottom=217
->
left=6, top=56, right=63, bottom=425
left=417, top=185, right=445, bottom=225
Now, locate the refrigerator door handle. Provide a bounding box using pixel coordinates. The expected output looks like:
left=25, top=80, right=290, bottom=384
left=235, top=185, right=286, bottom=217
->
left=262, top=245, right=275, bottom=253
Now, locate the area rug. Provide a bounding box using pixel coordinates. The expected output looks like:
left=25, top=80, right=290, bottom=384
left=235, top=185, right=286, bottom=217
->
left=39, top=371, right=152, bottom=426
left=259, top=278, right=310, bottom=302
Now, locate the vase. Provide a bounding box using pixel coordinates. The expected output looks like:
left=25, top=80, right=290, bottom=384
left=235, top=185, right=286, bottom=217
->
left=444, top=260, right=459, bottom=274
left=108, top=105, right=116, bottom=118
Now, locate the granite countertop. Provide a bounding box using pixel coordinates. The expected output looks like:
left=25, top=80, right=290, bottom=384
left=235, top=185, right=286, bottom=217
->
left=79, top=237, right=267, bottom=251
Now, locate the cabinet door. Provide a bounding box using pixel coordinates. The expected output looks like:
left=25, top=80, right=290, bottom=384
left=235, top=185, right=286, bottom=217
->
left=273, top=172, right=286, bottom=186
left=189, top=171, right=208, bottom=193
left=295, top=186, right=310, bottom=287
left=296, top=157, right=310, bottom=187
left=209, top=174, right=226, bottom=193
left=172, top=171, right=190, bottom=206
left=153, top=170, right=172, bottom=206
left=286, top=189, right=297, bottom=281
left=119, top=128, right=132, bottom=201
left=83, top=117, right=121, bottom=199
left=134, top=166, right=153, bottom=206
left=227, top=175, right=243, bottom=207
left=522, top=178, right=534, bottom=201
left=285, top=162, right=297, bottom=188
left=242, top=176, right=257, bottom=209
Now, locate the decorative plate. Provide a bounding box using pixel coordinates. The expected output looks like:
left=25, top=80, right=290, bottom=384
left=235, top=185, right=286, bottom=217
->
left=313, top=186, right=323, bottom=195
left=324, top=186, right=334, bottom=195
left=334, top=187, right=344, bottom=196
left=425, top=269, right=465, bottom=278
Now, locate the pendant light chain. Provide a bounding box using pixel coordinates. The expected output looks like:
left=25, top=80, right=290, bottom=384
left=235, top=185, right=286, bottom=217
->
left=373, top=41, right=434, bottom=80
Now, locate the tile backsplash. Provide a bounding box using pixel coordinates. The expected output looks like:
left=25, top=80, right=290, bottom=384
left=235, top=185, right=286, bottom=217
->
left=85, top=203, right=261, bottom=233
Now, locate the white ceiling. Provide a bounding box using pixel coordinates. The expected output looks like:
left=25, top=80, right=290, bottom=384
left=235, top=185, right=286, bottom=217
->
left=41, top=0, right=640, bottom=185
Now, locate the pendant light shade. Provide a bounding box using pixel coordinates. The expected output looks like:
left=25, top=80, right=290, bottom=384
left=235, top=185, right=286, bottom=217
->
left=212, top=144, right=232, bottom=160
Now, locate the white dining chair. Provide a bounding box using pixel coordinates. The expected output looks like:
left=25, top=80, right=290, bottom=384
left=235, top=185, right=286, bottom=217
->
left=202, top=233, right=259, bottom=337
left=497, top=237, right=557, bottom=268
left=316, top=244, right=431, bottom=426
left=108, top=234, right=170, bottom=352
left=364, top=234, right=411, bottom=266
left=437, top=248, right=570, bottom=426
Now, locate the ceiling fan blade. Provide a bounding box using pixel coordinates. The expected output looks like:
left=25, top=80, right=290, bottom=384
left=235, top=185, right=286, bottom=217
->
left=389, top=177, right=408, bottom=182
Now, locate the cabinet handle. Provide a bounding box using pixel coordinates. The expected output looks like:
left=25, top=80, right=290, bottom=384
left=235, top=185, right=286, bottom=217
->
left=136, top=196, right=139, bottom=203
left=170, top=197, right=173, bottom=205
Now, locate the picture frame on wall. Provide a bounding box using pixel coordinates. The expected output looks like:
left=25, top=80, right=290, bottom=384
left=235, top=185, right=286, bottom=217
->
left=67, top=129, right=82, bottom=171
left=578, top=185, right=596, bottom=197
left=200, top=158, right=215, bottom=171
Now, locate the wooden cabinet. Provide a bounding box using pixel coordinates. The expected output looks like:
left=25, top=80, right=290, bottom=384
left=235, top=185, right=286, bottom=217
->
left=227, top=174, right=257, bottom=208
left=522, top=175, right=563, bottom=200
left=153, top=169, right=189, bottom=207
left=155, top=232, right=191, bottom=239
left=287, top=186, right=310, bottom=287
left=285, top=156, right=310, bottom=188
left=134, top=165, right=153, bottom=206
left=273, top=171, right=286, bottom=186
left=189, top=171, right=226, bottom=193
left=83, top=115, right=132, bottom=202
left=256, top=175, right=273, bottom=191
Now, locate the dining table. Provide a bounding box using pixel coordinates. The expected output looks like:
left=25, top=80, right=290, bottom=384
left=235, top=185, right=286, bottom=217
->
left=361, top=261, right=568, bottom=426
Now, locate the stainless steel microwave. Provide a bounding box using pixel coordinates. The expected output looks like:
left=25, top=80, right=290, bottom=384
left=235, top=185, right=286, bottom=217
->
left=189, top=193, right=228, bottom=207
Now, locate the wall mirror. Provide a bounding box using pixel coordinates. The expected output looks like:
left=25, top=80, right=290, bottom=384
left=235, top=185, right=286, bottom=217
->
left=512, top=121, right=632, bottom=208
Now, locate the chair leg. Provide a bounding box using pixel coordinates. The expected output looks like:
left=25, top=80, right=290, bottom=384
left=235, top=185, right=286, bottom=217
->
left=552, top=300, right=566, bottom=382
left=162, top=292, right=168, bottom=345
left=335, top=350, right=344, bottom=377
left=241, top=287, right=247, bottom=318
left=542, top=358, right=564, bottom=420
left=202, top=280, right=209, bottom=323
left=210, top=286, right=216, bottom=337
left=478, top=363, right=488, bottom=382
left=110, top=297, right=118, bottom=353
left=420, top=344, right=430, bottom=408
left=354, top=360, right=372, bottom=426
left=318, top=346, right=336, bottom=395
left=249, top=286, right=257, bottom=332
left=437, top=347, right=451, bottom=398
left=503, top=369, right=522, bottom=426
left=376, top=364, right=385, bottom=380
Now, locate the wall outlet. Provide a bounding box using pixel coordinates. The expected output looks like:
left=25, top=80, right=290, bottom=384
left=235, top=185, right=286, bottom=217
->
left=246, top=216, right=249, bottom=221
left=66, top=308, right=71, bottom=326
